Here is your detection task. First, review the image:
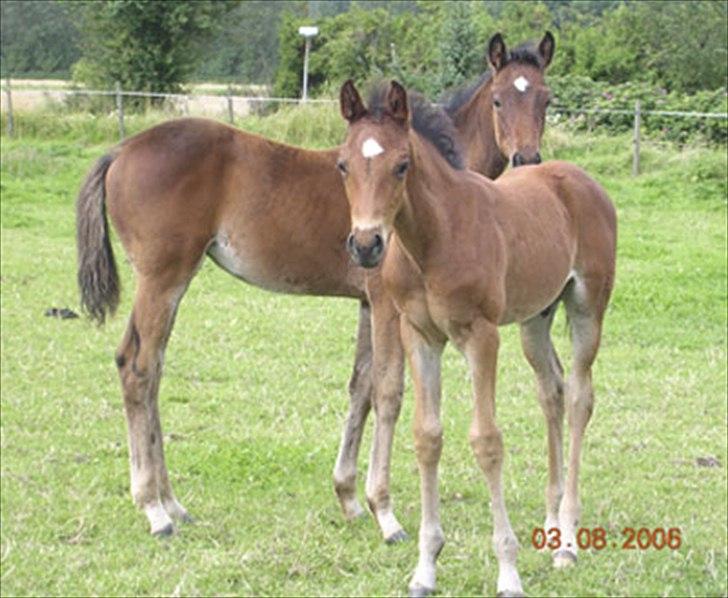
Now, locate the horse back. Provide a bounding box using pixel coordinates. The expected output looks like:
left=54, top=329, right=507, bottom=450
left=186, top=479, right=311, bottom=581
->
left=103, top=118, right=362, bottom=296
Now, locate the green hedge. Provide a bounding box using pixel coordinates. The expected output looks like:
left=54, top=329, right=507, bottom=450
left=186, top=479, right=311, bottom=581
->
left=549, top=76, right=727, bottom=145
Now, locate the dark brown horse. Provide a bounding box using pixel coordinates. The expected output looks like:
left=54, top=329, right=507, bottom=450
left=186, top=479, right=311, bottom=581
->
left=446, top=31, right=554, bottom=172
left=76, top=33, right=554, bottom=540
left=339, top=80, right=616, bottom=596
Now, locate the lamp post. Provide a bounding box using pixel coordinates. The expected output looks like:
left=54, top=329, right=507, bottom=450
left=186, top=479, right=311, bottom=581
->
left=298, top=26, right=318, bottom=103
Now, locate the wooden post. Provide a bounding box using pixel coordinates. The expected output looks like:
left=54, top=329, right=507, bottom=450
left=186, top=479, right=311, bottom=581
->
left=632, top=99, right=641, bottom=177
left=227, top=87, right=234, bottom=124
left=4, top=76, right=14, bottom=137
left=115, top=81, right=125, bottom=141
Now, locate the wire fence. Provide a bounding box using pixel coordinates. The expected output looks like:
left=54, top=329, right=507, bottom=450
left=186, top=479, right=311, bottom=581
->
left=2, top=79, right=727, bottom=176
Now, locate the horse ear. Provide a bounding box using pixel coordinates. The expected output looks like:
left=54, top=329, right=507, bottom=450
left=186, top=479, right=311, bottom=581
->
left=488, top=33, right=507, bottom=71
left=539, top=31, right=555, bottom=69
left=387, top=80, right=409, bottom=125
left=340, top=79, right=367, bottom=123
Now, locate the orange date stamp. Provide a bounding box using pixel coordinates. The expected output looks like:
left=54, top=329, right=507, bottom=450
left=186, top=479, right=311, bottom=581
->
left=531, top=527, right=682, bottom=551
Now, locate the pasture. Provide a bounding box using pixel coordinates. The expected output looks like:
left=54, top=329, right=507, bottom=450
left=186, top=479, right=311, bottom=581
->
left=1, top=106, right=726, bottom=596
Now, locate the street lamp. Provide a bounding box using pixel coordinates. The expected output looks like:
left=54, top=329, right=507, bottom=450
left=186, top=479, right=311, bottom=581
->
left=298, top=26, right=319, bottom=103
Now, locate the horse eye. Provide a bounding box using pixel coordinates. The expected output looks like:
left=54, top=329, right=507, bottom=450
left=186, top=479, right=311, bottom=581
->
left=493, top=98, right=502, bottom=108
left=337, top=160, right=348, bottom=175
left=394, top=160, right=409, bottom=179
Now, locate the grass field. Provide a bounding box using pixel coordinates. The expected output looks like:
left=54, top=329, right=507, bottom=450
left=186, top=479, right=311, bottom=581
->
left=1, top=107, right=726, bottom=596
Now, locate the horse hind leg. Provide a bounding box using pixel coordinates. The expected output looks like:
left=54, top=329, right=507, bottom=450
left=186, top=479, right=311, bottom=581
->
left=553, top=272, right=611, bottom=567
left=147, top=299, right=193, bottom=525
left=519, top=303, right=565, bottom=541
left=116, top=272, right=193, bottom=536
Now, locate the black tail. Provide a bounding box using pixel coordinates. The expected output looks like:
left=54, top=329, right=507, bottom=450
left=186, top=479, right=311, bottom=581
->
left=76, top=154, right=119, bottom=325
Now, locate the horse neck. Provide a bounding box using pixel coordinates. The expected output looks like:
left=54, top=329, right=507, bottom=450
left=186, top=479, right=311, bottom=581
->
left=395, top=134, right=456, bottom=269
left=452, top=79, right=507, bottom=179
left=302, top=145, right=341, bottom=168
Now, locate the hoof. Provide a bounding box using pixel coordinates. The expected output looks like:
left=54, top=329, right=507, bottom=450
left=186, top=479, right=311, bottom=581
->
left=341, top=499, right=366, bottom=521
left=178, top=512, right=194, bottom=525
left=152, top=522, right=175, bottom=538
left=553, top=549, right=577, bottom=568
left=385, top=529, right=409, bottom=544
left=409, top=584, right=434, bottom=597
left=497, top=591, right=525, bottom=597
left=347, top=507, right=366, bottom=521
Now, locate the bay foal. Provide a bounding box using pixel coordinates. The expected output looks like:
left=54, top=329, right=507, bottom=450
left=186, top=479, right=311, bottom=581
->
left=338, top=80, right=616, bottom=596
left=446, top=31, right=554, bottom=172
left=76, top=34, right=554, bottom=540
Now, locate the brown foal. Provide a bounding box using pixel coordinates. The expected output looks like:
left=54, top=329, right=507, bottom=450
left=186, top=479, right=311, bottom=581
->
left=339, top=80, right=616, bottom=596
left=446, top=31, right=554, bottom=172
left=76, top=33, right=554, bottom=541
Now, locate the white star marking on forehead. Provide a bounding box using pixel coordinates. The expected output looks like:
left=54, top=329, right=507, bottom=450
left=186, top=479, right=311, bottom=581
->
left=362, top=137, right=384, bottom=158
left=513, top=76, right=530, bottom=93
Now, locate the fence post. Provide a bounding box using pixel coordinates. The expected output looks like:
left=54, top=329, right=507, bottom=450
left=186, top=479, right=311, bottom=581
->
left=227, top=86, right=234, bottom=124
left=632, top=99, right=641, bottom=177
left=4, top=76, right=14, bottom=137
left=115, top=81, right=125, bottom=141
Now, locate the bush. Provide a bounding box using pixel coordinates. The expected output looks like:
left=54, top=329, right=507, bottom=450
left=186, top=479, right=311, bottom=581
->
left=549, top=76, right=727, bottom=145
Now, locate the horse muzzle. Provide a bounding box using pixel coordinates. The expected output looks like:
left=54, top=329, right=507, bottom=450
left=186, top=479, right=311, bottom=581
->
left=347, top=227, right=385, bottom=268
left=511, top=151, right=542, bottom=167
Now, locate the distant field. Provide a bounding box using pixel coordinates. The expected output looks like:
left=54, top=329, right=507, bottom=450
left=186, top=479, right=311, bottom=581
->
left=1, top=79, right=270, bottom=114
left=1, top=108, right=726, bottom=596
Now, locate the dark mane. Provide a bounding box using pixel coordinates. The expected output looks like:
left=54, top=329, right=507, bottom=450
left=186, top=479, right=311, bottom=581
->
left=366, top=82, right=464, bottom=170
left=442, top=72, right=492, bottom=119
left=442, top=41, right=544, bottom=118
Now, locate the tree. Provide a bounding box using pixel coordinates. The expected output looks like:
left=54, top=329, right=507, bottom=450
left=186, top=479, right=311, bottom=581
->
left=72, top=0, right=231, bottom=96
left=438, top=2, right=482, bottom=91
left=637, top=1, right=727, bottom=93
left=194, top=1, right=292, bottom=84
left=0, top=1, right=80, bottom=77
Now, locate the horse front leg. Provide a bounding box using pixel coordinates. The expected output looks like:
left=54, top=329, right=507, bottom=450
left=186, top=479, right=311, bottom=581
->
left=365, top=292, right=406, bottom=543
left=464, top=318, right=523, bottom=596
left=401, top=318, right=445, bottom=597
left=333, top=300, right=372, bottom=521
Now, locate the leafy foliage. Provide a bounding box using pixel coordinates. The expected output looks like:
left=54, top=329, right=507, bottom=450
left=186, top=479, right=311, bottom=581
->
left=1, top=0, right=726, bottom=136
left=550, top=76, right=727, bottom=144
left=437, top=2, right=482, bottom=91
left=0, top=1, right=80, bottom=77
left=194, top=1, right=293, bottom=84
left=70, top=0, right=231, bottom=98
left=271, top=0, right=727, bottom=100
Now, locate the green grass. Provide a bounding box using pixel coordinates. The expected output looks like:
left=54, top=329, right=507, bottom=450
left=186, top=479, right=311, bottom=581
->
left=1, top=110, right=726, bottom=596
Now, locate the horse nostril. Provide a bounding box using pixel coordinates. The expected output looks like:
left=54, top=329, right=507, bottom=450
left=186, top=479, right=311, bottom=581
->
left=534, top=152, right=542, bottom=164
left=346, top=233, right=356, bottom=253
left=512, top=153, right=524, bottom=167
left=373, top=233, right=383, bottom=251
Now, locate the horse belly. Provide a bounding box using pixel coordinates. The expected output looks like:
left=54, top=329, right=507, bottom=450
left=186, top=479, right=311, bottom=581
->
left=207, top=231, right=362, bottom=297
left=501, top=241, right=574, bottom=324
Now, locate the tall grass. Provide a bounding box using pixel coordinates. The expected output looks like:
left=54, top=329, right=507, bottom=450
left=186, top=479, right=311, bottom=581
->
left=1, top=102, right=345, bottom=148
